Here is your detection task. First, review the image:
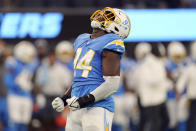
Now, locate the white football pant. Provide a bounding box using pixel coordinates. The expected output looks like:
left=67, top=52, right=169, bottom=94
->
left=8, top=95, right=33, bottom=124
left=167, top=99, right=177, bottom=128
left=177, top=95, right=188, bottom=121
left=66, top=107, right=114, bottom=131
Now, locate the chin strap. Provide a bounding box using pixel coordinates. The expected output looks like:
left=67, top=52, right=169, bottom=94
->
left=91, top=20, right=106, bottom=31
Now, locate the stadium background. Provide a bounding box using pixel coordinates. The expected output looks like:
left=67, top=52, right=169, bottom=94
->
left=0, top=0, right=196, bottom=131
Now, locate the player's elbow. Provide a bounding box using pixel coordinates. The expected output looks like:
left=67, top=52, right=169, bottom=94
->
left=91, top=76, right=120, bottom=102
left=104, top=76, right=120, bottom=96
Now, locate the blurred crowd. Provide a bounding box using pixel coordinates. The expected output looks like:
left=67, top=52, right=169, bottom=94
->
left=0, top=0, right=196, bottom=8
left=112, top=41, right=196, bottom=131
left=0, top=39, right=74, bottom=131
left=1, top=39, right=196, bottom=131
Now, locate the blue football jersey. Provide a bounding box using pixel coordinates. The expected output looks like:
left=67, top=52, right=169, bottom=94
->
left=4, top=57, right=35, bottom=98
left=71, top=33, right=125, bottom=112
left=165, top=58, right=190, bottom=99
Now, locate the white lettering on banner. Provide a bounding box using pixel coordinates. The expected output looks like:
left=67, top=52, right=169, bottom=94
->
left=0, top=12, right=63, bottom=38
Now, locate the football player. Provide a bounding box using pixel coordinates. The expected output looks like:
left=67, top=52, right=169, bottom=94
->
left=4, top=41, right=36, bottom=131
left=135, top=42, right=152, bottom=62
left=52, top=7, right=131, bottom=131
left=176, top=41, right=196, bottom=131
left=166, top=41, right=189, bottom=131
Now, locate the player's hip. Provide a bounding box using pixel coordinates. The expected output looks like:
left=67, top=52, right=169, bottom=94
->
left=71, top=85, right=115, bottom=112
left=66, top=107, right=114, bottom=131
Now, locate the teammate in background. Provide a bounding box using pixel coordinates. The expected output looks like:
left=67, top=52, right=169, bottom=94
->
left=52, top=7, right=131, bottom=131
left=130, top=42, right=152, bottom=96
left=133, top=44, right=170, bottom=131
left=127, top=42, right=152, bottom=131
left=176, top=41, right=196, bottom=131
left=55, top=40, right=74, bottom=72
left=166, top=41, right=189, bottom=131
left=4, top=41, right=36, bottom=131
left=134, top=42, right=152, bottom=62
left=0, top=41, right=10, bottom=131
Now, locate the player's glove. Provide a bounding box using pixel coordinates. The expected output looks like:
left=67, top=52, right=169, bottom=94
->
left=66, top=94, right=95, bottom=111
left=51, top=95, right=70, bottom=112
left=66, top=96, right=80, bottom=111
left=52, top=97, right=65, bottom=112
left=52, top=97, right=64, bottom=112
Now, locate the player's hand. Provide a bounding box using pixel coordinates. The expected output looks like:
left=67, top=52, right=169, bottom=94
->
left=66, top=94, right=95, bottom=111
left=66, top=96, right=80, bottom=111
left=52, top=97, right=64, bottom=112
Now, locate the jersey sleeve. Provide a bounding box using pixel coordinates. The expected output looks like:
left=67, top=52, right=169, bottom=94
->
left=4, top=57, right=17, bottom=70
left=103, top=39, right=125, bottom=54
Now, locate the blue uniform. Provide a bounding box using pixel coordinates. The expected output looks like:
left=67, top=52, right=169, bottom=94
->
left=0, top=64, right=9, bottom=131
left=71, top=33, right=125, bottom=112
left=165, top=58, right=189, bottom=99
left=4, top=58, right=36, bottom=131
left=0, top=97, right=9, bottom=131
left=166, top=58, right=191, bottom=131
left=4, top=57, right=35, bottom=98
left=57, top=60, right=74, bottom=72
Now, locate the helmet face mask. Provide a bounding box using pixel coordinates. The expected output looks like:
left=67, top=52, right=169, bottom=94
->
left=90, top=7, right=131, bottom=39
left=168, top=41, right=186, bottom=63
left=90, top=7, right=121, bottom=28
left=171, top=54, right=186, bottom=63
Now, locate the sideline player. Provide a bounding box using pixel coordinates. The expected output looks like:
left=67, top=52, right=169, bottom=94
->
left=166, top=41, right=189, bottom=131
left=4, top=41, right=36, bottom=131
left=52, top=7, right=131, bottom=131
left=176, top=41, right=196, bottom=131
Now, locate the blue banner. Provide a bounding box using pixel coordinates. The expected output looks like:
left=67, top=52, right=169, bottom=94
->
left=124, top=9, right=196, bottom=42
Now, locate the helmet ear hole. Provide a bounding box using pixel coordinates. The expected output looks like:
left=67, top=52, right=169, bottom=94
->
left=115, top=27, right=119, bottom=32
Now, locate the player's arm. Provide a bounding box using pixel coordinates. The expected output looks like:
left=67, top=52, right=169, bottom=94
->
left=102, top=50, right=120, bottom=76
left=90, top=50, right=120, bottom=101
left=66, top=50, right=121, bottom=111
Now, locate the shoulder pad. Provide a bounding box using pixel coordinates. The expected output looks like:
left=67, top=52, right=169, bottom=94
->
left=103, top=39, right=125, bottom=54
left=73, top=33, right=90, bottom=50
